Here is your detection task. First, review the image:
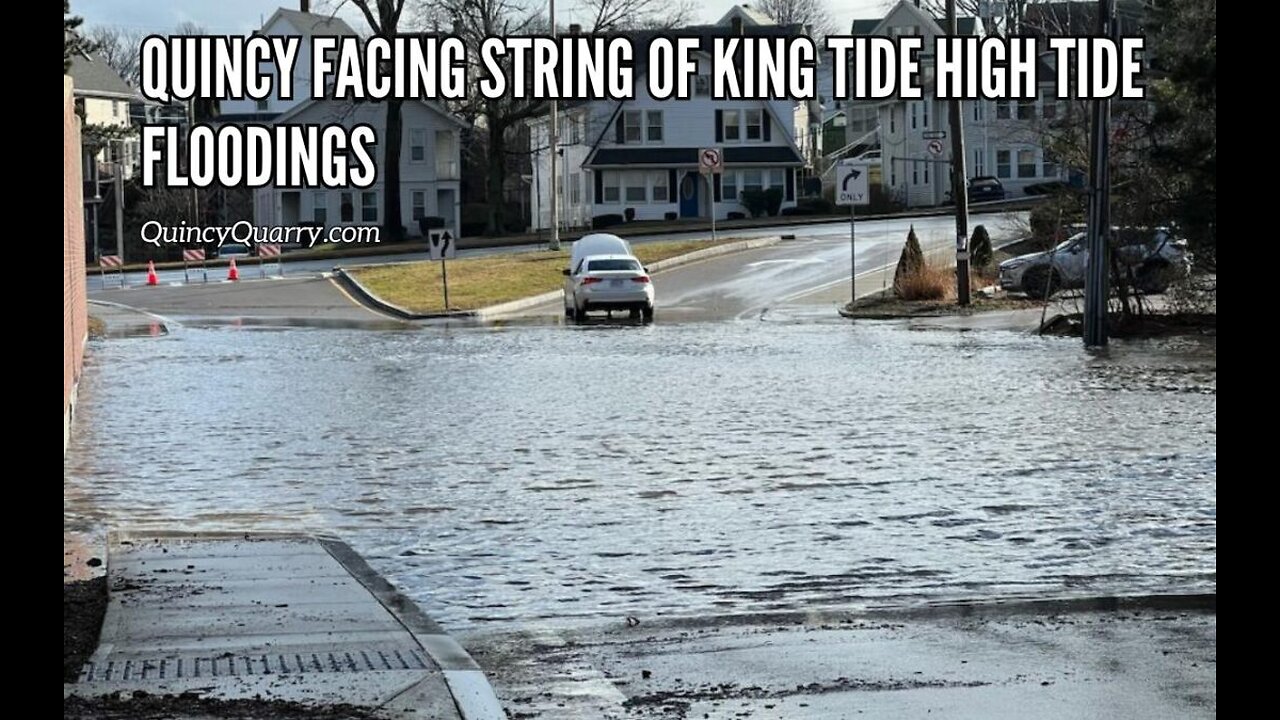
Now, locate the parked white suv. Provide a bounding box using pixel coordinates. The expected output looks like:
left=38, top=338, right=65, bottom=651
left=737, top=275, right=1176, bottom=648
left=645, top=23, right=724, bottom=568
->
left=999, top=227, right=1192, bottom=299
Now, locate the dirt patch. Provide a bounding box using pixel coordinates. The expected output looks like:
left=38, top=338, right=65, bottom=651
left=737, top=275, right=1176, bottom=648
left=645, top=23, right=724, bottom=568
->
left=842, top=291, right=1043, bottom=319
left=64, top=577, right=107, bottom=682
left=1041, top=312, right=1217, bottom=338
left=63, top=693, right=390, bottom=719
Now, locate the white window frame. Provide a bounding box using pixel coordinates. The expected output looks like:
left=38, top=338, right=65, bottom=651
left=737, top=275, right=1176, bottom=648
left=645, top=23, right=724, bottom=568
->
left=409, top=129, right=426, bottom=163
left=623, top=111, right=642, bottom=143
left=646, top=111, right=663, bottom=142
left=742, top=169, right=763, bottom=195
left=996, top=150, right=1012, bottom=179
left=570, top=172, right=581, bottom=205
left=723, top=110, right=741, bottom=141
left=411, top=190, right=426, bottom=220
left=1017, top=148, right=1037, bottom=178
left=745, top=109, right=763, bottom=140
left=312, top=191, right=327, bottom=224
left=603, top=171, right=621, bottom=203
left=995, top=101, right=1011, bottom=120
left=624, top=172, right=647, bottom=203
left=722, top=170, right=739, bottom=201
left=361, top=191, right=378, bottom=223
left=651, top=171, right=669, bottom=203
left=972, top=149, right=985, bottom=177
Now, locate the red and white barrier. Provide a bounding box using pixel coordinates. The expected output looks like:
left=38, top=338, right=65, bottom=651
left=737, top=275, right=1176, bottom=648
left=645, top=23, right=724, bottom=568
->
left=257, top=244, right=281, bottom=258
left=99, top=255, right=122, bottom=269
left=182, top=248, right=205, bottom=262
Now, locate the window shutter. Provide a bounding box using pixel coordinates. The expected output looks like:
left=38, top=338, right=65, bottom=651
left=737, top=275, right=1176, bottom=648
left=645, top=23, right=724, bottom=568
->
left=713, top=174, right=722, bottom=202
left=668, top=170, right=677, bottom=200
left=715, top=110, right=723, bottom=143
left=763, top=112, right=772, bottom=142
left=594, top=171, right=603, bottom=204
left=615, top=115, right=624, bottom=144
left=785, top=168, right=795, bottom=201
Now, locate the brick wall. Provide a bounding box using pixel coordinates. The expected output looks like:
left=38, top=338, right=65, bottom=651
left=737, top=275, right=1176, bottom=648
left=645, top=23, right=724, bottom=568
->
left=65, top=76, right=87, bottom=450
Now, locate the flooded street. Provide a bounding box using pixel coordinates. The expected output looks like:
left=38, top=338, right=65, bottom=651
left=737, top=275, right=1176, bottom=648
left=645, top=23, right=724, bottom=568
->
left=63, top=319, right=1216, bottom=632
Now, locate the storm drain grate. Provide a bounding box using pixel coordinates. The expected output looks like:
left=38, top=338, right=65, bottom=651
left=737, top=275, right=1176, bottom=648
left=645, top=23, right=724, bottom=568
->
left=79, top=646, right=432, bottom=682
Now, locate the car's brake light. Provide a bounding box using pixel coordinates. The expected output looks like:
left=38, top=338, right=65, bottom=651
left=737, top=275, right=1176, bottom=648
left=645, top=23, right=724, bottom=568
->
left=581, top=277, right=603, bottom=285
left=632, top=276, right=650, bottom=283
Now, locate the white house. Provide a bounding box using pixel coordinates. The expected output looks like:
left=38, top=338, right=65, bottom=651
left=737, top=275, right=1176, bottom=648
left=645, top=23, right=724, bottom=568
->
left=66, top=51, right=141, bottom=180
left=218, top=4, right=358, bottom=123
left=528, top=13, right=818, bottom=229
left=848, top=0, right=1067, bottom=207
left=252, top=98, right=465, bottom=238
left=223, top=4, right=466, bottom=237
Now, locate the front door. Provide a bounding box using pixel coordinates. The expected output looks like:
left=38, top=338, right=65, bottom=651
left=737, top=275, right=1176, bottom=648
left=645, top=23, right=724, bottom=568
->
left=679, top=172, right=699, bottom=218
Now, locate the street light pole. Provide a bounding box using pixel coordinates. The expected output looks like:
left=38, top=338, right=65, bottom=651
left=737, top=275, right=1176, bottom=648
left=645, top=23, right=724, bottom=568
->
left=947, top=0, right=971, bottom=306
left=547, top=0, right=560, bottom=251
left=1083, top=0, right=1116, bottom=347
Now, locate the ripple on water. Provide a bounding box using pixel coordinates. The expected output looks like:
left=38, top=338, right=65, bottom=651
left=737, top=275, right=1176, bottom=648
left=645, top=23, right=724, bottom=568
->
left=64, top=322, right=1216, bottom=630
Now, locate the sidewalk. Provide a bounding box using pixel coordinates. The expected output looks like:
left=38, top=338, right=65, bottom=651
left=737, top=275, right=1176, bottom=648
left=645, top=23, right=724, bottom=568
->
left=64, top=533, right=503, bottom=720
left=87, top=299, right=169, bottom=338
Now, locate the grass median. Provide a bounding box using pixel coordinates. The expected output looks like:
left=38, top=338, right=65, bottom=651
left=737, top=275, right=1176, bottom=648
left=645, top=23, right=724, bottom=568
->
left=348, top=238, right=746, bottom=314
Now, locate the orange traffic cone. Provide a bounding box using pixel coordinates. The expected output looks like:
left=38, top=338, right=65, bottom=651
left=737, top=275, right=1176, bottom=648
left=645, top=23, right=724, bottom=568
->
left=146, top=260, right=158, bottom=286
left=227, top=257, right=240, bottom=281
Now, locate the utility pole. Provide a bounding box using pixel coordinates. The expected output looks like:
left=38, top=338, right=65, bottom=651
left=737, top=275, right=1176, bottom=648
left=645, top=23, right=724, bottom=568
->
left=114, top=140, right=125, bottom=261
left=1083, top=0, right=1116, bottom=347
left=947, top=0, right=970, bottom=306
left=547, top=0, right=560, bottom=251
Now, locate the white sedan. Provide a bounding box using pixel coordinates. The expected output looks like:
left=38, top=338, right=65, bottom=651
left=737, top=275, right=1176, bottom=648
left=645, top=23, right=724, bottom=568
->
left=563, top=254, right=655, bottom=323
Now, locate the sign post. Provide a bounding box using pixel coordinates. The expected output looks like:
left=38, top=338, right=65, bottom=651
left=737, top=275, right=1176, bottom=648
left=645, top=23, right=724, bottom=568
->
left=429, top=230, right=457, bottom=310
left=257, top=244, right=283, bottom=278
left=836, top=160, right=871, bottom=305
left=699, top=147, right=723, bottom=241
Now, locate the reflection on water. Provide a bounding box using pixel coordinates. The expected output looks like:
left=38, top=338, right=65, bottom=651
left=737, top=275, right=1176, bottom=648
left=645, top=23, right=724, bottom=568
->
left=64, top=321, right=1216, bottom=631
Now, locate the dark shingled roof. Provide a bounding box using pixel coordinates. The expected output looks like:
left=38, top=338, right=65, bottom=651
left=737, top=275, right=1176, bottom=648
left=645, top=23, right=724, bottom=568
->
left=67, top=52, right=138, bottom=99
left=850, top=16, right=979, bottom=36
left=588, top=146, right=803, bottom=167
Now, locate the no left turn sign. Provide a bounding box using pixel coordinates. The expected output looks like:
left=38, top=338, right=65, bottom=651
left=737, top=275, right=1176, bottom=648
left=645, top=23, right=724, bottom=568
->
left=699, top=147, right=723, bottom=174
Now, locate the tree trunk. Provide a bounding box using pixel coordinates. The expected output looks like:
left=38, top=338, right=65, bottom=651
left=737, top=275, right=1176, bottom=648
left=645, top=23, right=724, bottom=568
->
left=486, top=118, right=507, bottom=236
left=383, top=97, right=405, bottom=241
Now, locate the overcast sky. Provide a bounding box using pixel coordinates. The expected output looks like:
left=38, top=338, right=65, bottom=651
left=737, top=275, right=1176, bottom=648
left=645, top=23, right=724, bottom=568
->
left=73, top=0, right=889, bottom=36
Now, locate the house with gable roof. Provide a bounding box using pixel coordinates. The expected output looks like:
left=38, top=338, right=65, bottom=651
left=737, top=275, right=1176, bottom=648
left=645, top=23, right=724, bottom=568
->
left=526, top=9, right=824, bottom=229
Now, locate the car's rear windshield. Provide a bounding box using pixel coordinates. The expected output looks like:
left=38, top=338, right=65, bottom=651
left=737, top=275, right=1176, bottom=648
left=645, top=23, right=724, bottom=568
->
left=588, top=259, right=641, bottom=272
left=972, top=179, right=1000, bottom=188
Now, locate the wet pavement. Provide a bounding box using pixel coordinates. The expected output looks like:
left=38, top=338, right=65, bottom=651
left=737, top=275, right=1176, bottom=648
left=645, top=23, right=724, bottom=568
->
left=64, top=317, right=1216, bottom=632
left=461, top=601, right=1215, bottom=719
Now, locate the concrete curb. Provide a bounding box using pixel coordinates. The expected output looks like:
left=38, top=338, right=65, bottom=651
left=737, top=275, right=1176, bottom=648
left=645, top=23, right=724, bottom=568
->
left=87, top=298, right=176, bottom=335
left=837, top=235, right=1034, bottom=319
left=320, top=539, right=505, bottom=720
left=336, top=235, right=786, bottom=321
left=332, top=267, right=478, bottom=321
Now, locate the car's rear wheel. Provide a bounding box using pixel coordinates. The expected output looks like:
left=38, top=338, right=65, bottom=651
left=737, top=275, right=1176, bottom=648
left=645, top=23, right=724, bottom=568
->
left=1135, top=261, right=1174, bottom=294
left=1022, top=267, right=1059, bottom=300
left=641, top=304, right=654, bottom=324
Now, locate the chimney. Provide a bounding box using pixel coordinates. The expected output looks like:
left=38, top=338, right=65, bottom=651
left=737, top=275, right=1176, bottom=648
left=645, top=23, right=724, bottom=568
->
left=568, top=23, right=581, bottom=34
left=731, top=16, right=743, bottom=35
left=301, top=0, right=310, bottom=13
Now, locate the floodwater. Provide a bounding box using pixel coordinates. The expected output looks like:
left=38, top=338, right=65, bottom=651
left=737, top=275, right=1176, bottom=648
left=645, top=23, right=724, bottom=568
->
left=63, top=318, right=1216, bottom=631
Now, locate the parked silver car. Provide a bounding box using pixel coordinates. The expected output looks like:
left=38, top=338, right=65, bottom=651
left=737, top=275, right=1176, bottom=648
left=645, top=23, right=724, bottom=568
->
left=999, top=227, right=1192, bottom=299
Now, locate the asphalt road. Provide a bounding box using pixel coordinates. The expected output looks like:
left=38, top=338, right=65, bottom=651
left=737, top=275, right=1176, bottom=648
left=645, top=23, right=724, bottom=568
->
left=88, top=211, right=1024, bottom=294
left=523, top=211, right=1026, bottom=323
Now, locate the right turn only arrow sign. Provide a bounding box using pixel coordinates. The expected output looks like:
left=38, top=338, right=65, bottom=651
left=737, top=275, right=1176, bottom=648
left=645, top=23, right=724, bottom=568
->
left=837, top=161, right=870, bottom=206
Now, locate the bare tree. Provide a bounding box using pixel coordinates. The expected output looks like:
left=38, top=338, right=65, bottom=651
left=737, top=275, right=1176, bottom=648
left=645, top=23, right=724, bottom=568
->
left=341, top=0, right=410, bottom=240
left=752, top=0, right=836, bottom=39
left=85, top=26, right=146, bottom=88
left=916, top=0, right=1035, bottom=35
left=578, top=0, right=695, bottom=32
